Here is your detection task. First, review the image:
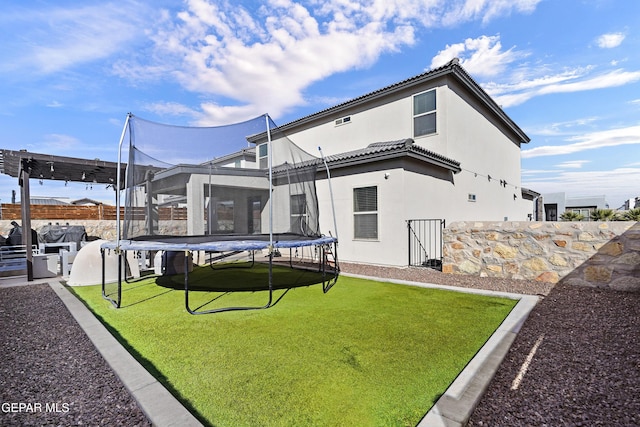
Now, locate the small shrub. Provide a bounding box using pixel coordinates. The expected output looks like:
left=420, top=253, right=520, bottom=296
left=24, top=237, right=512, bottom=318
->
left=589, top=208, right=616, bottom=221
left=560, top=211, right=584, bottom=221
left=623, top=208, right=640, bottom=221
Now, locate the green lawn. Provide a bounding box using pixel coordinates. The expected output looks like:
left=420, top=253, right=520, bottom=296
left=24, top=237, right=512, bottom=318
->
left=72, top=265, right=516, bottom=427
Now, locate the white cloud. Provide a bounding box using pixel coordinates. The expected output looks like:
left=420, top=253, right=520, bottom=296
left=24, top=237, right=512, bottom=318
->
left=41, top=134, right=82, bottom=150
left=112, top=0, right=544, bottom=124
left=0, top=1, right=149, bottom=75
left=441, top=0, right=541, bottom=25
left=430, top=34, right=526, bottom=77
left=526, top=117, right=599, bottom=137
left=555, top=160, right=590, bottom=169
left=488, top=68, right=640, bottom=107
left=2, top=0, right=546, bottom=124
left=521, top=168, right=558, bottom=176
left=144, top=102, right=202, bottom=120
left=596, top=32, right=625, bottom=49
left=522, top=167, right=640, bottom=208
left=522, top=125, right=640, bottom=158
left=136, top=0, right=422, bottom=123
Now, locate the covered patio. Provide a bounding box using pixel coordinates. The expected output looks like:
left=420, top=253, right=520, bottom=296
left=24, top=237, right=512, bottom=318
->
left=0, top=149, right=126, bottom=280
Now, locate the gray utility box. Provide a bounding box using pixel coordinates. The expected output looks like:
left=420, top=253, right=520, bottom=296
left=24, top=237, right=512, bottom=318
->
left=33, top=254, right=58, bottom=279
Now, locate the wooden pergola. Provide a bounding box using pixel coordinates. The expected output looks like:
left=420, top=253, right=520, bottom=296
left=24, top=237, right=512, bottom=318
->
left=0, top=149, right=126, bottom=280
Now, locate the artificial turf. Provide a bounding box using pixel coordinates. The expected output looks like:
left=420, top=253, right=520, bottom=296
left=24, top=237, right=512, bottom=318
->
left=72, top=264, right=516, bottom=427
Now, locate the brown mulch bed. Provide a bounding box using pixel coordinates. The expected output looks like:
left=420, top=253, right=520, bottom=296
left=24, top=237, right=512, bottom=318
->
left=0, top=283, right=151, bottom=427
left=468, top=283, right=639, bottom=426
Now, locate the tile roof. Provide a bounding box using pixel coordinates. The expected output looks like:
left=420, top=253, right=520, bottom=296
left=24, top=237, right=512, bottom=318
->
left=275, top=58, right=529, bottom=144
left=273, top=139, right=461, bottom=174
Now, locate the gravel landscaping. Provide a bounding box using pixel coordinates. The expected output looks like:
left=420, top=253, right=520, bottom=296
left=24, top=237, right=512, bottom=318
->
left=0, top=283, right=151, bottom=427
left=468, top=283, right=640, bottom=426
left=1, top=264, right=638, bottom=426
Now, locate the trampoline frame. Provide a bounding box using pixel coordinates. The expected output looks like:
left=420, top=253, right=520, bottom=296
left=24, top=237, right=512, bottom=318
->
left=101, top=236, right=338, bottom=314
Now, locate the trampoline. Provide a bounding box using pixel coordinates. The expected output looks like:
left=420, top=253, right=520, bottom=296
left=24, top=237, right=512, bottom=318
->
left=101, top=113, right=339, bottom=314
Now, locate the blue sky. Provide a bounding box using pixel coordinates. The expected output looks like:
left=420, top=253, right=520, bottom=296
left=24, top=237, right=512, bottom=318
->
left=1, top=0, right=639, bottom=209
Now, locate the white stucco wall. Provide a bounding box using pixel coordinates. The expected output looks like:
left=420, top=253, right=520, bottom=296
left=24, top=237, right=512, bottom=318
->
left=282, top=75, right=531, bottom=266
left=316, top=168, right=411, bottom=266
left=293, top=79, right=529, bottom=220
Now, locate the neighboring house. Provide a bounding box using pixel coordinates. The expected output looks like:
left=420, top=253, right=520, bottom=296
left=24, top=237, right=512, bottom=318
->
left=541, top=192, right=609, bottom=221
left=30, top=197, right=71, bottom=205
left=258, top=58, right=533, bottom=266
left=71, top=198, right=104, bottom=206
left=620, top=197, right=640, bottom=211
left=213, top=147, right=257, bottom=169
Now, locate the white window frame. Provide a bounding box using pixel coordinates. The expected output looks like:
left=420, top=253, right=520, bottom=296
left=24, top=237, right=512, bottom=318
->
left=413, top=89, right=437, bottom=138
left=571, top=207, right=593, bottom=221
left=353, top=186, right=378, bottom=240
left=258, top=143, right=268, bottom=169
left=290, top=193, right=308, bottom=235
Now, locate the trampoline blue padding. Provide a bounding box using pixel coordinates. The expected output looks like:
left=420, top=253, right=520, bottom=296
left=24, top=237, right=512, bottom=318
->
left=100, top=235, right=337, bottom=253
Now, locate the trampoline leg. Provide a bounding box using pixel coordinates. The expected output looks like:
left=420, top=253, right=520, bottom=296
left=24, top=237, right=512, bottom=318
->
left=267, top=251, right=274, bottom=307
left=101, top=248, right=122, bottom=308
left=289, top=247, right=293, bottom=268
left=100, top=248, right=106, bottom=300
left=185, top=249, right=275, bottom=315
left=117, top=251, right=122, bottom=308
left=184, top=250, right=194, bottom=314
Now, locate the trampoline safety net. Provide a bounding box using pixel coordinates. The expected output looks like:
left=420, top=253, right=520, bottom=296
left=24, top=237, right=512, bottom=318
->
left=121, top=114, right=322, bottom=241
left=103, top=113, right=339, bottom=314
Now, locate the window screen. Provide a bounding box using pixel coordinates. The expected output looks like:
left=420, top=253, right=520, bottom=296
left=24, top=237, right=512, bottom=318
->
left=413, top=90, right=436, bottom=137
left=258, top=143, right=268, bottom=169
left=290, top=194, right=307, bottom=234
left=353, top=186, right=378, bottom=239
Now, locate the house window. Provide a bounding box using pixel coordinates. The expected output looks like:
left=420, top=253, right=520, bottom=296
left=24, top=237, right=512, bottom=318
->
left=570, top=208, right=594, bottom=221
left=413, top=89, right=436, bottom=137
left=290, top=194, right=307, bottom=235
left=215, top=200, right=234, bottom=232
left=248, top=197, right=261, bottom=234
left=258, top=143, right=268, bottom=169
left=353, top=186, right=378, bottom=239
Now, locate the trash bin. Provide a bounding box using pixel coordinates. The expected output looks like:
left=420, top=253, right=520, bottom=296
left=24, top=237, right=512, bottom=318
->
left=33, top=254, right=58, bottom=278
left=161, top=251, right=193, bottom=275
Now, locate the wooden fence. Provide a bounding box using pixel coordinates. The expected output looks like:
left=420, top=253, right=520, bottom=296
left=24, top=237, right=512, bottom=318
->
left=0, top=204, right=187, bottom=221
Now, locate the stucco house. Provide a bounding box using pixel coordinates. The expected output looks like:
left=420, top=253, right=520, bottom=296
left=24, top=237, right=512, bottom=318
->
left=117, top=58, right=535, bottom=269
left=255, top=58, right=534, bottom=267
left=541, top=192, right=609, bottom=221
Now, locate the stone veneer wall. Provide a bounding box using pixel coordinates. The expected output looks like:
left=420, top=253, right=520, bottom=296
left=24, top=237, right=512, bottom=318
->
left=443, top=221, right=640, bottom=292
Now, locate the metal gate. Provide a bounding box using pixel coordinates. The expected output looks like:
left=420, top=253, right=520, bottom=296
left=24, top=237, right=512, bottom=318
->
left=407, top=219, right=445, bottom=270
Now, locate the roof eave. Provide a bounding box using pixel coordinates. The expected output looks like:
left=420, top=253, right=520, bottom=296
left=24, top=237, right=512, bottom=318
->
left=406, top=150, right=461, bottom=173
left=274, top=59, right=530, bottom=145
left=275, top=63, right=455, bottom=133
left=323, top=148, right=461, bottom=174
